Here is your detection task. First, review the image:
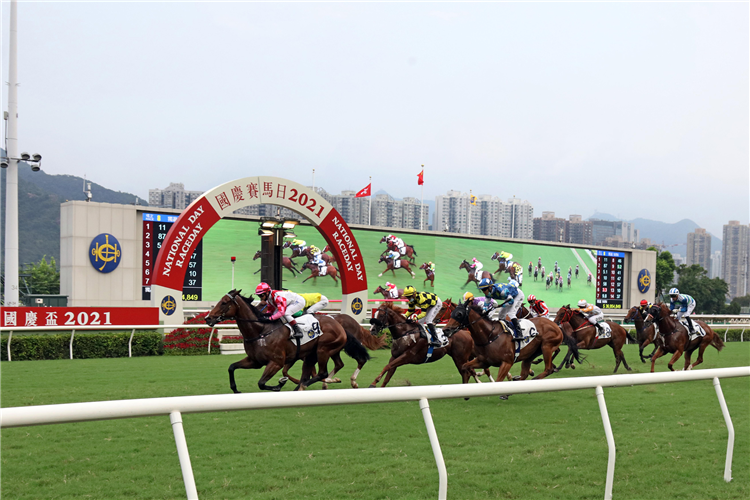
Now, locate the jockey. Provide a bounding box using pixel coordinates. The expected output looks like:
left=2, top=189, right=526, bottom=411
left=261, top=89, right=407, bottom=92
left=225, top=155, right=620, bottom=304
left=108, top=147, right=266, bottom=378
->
left=299, top=293, right=329, bottom=315
left=577, top=299, right=605, bottom=343
left=527, top=295, right=549, bottom=319
left=308, top=244, right=325, bottom=273
left=478, top=278, right=525, bottom=340
left=499, top=251, right=513, bottom=261
left=668, top=288, right=696, bottom=334
left=385, top=282, right=399, bottom=299
left=255, top=282, right=306, bottom=339
left=537, top=257, right=542, bottom=268
left=403, top=285, right=442, bottom=347
left=427, top=261, right=436, bottom=272
left=637, top=299, right=652, bottom=320
left=387, top=249, right=400, bottom=262
left=292, top=238, right=306, bottom=249
left=392, top=236, right=406, bottom=255
left=471, top=257, right=483, bottom=276
left=541, top=265, right=546, bottom=276
left=462, top=291, right=497, bottom=309
left=511, top=262, right=524, bottom=284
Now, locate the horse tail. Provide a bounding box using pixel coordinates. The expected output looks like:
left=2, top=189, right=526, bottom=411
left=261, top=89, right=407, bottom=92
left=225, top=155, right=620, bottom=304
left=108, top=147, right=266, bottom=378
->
left=344, top=332, right=371, bottom=363
left=412, top=245, right=417, bottom=256
left=562, top=329, right=584, bottom=364
left=626, top=332, right=638, bottom=344
left=710, top=330, right=725, bottom=352
left=357, top=323, right=387, bottom=351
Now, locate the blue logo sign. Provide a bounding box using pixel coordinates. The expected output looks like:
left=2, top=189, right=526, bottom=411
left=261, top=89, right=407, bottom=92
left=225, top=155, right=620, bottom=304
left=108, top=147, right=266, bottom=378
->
left=351, top=297, right=364, bottom=315
left=161, top=295, right=177, bottom=316
left=637, top=269, right=651, bottom=293
left=89, top=233, right=121, bottom=273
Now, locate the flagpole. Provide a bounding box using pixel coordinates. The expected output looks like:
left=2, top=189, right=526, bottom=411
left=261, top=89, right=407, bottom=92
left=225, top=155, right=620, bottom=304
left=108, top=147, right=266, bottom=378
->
left=368, top=176, right=372, bottom=226
left=420, top=164, right=424, bottom=231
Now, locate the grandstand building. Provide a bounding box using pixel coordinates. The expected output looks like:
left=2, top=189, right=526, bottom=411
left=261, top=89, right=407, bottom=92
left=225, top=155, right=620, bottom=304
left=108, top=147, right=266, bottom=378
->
left=721, top=221, right=749, bottom=299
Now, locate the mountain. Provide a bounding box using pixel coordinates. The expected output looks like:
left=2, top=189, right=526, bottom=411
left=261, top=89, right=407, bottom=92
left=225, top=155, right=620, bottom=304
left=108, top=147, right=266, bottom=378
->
left=588, top=212, right=722, bottom=257
left=0, top=167, right=147, bottom=272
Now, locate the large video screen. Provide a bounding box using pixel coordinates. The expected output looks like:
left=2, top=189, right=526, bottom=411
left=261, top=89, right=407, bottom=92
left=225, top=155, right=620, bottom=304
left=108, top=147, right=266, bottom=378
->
left=194, top=220, right=609, bottom=308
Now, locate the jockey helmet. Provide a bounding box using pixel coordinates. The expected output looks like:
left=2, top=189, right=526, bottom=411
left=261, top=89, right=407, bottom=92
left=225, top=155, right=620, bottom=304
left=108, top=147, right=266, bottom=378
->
left=640, top=299, right=648, bottom=307
left=478, top=278, right=493, bottom=289
left=472, top=257, right=478, bottom=263
left=463, top=292, right=474, bottom=302
left=255, top=282, right=272, bottom=295
left=528, top=295, right=537, bottom=303
left=577, top=299, right=588, bottom=309
left=507, top=278, right=519, bottom=287
left=403, top=286, right=417, bottom=297
left=669, top=288, right=680, bottom=296
left=385, top=282, right=393, bottom=288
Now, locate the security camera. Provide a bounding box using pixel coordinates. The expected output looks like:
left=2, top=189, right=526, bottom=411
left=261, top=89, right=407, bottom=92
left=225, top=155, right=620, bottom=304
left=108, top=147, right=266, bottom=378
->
left=30, top=164, right=40, bottom=172
left=20, top=152, right=31, bottom=161
left=32, top=153, right=42, bottom=162
left=1, top=161, right=8, bottom=169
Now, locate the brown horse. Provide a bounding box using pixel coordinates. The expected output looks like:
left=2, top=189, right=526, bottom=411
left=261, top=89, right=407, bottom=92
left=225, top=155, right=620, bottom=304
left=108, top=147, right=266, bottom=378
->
left=367, top=300, right=478, bottom=388
left=327, top=314, right=386, bottom=388
left=377, top=255, right=416, bottom=278
left=419, top=262, right=435, bottom=287
left=373, top=285, right=404, bottom=299
left=624, top=306, right=657, bottom=363
left=645, top=303, right=724, bottom=372
left=553, top=305, right=635, bottom=373
left=459, top=260, right=493, bottom=288
left=379, top=236, right=417, bottom=264
left=490, top=253, right=519, bottom=281
left=300, top=261, right=339, bottom=284
left=446, top=300, right=580, bottom=382
left=206, top=290, right=355, bottom=392
left=253, top=250, right=300, bottom=276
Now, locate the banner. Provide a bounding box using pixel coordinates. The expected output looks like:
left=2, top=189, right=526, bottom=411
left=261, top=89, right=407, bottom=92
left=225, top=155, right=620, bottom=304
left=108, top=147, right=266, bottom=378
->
left=417, top=170, right=424, bottom=186
left=355, top=183, right=371, bottom=198
left=1, top=307, right=159, bottom=328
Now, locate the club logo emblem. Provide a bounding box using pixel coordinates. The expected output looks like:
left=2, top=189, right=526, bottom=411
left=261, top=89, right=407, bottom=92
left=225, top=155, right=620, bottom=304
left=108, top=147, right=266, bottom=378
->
left=89, top=234, right=121, bottom=273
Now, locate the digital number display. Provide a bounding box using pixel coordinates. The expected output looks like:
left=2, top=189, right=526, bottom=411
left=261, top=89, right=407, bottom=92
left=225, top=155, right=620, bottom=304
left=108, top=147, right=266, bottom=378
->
left=595, top=250, right=624, bottom=309
left=142, top=213, right=203, bottom=301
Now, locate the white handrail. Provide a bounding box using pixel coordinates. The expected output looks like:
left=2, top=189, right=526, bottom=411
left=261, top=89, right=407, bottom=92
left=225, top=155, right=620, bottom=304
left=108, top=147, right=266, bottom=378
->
left=1, top=367, right=747, bottom=500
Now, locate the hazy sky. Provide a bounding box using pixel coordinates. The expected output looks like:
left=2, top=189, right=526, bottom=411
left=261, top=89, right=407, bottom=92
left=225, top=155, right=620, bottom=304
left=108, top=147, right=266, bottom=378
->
left=2, top=1, right=748, bottom=236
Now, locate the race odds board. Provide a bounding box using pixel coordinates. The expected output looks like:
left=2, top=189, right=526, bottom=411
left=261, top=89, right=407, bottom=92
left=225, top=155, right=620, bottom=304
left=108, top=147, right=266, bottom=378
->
left=142, top=213, right=203, bottom=301
left=595, top=250, right=624, bottom=309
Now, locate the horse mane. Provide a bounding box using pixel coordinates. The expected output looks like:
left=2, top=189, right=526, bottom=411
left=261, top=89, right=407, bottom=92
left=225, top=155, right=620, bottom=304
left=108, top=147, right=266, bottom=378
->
left=381, top=301, right=405, bottom=314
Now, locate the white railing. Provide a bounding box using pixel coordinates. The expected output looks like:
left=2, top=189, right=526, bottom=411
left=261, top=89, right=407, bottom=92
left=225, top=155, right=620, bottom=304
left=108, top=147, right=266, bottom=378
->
left=1, top=367, right=747, bottom=500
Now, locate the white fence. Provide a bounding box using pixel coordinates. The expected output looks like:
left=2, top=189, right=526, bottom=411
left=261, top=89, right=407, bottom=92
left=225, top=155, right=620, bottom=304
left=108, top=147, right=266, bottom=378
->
left=1, top=367, right=748, bottom=500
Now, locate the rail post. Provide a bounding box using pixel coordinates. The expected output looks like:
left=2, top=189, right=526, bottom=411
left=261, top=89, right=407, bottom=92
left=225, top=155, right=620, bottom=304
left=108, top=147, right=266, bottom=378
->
left=419, top=398, right=447, bottom=500
left=170, top=411, right=199, bottom=500
left=6, top=331, right=12, bottom=361
left=129, top=329, right=136, bottom=358
left=595, top=386, right=616, bottom=500
left=69, top=330, right=75, bottom=360
left=207, top=328, right=216, bottom=354
left=712, top=377, right=734, bottom=482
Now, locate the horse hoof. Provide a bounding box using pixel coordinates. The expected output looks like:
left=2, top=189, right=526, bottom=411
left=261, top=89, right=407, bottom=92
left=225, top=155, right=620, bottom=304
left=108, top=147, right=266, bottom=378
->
left=499, top=395, right=509, bottom=400
left=368, top=384, right=377, bottom=388
left=686, top=366, right=692, bottom=371
left=351, top=382, right=359, bottom=389
left=570, top=364, right=575, bottom=370
left=279, top=376, right=289, bottom=384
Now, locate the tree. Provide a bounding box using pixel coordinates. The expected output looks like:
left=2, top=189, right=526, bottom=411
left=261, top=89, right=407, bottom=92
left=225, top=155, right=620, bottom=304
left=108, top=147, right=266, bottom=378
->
left=674, top=264, right=729, bottom=314
left=648, top=246, right=676, bottom=300
left=22, top=256, right=60, bottom=295
left=727, top=294, right=750, bottom=314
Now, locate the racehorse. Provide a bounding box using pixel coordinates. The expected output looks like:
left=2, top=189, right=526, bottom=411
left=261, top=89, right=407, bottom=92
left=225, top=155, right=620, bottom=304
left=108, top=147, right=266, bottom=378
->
left=373, top=285, right=405, bottom=299
left=459, top=259, right=494, bottom=288
left=553, top=305, right=635, bottom=373
left=587, top=274, right=592, bottom=286
left=419, top=262, right=435, bottom=287
left=567, top=275, right=571, bottom=288
left=302, top=247, right=336, bottom=265
left=445, top=299, right=581, bottom=382
left=377, top=255, right=416, bottom=278
left=253, top=250, right=300, bottom=277
left=300, top=261, right=339, bottom=284
left=328, top=314, right=386, bottom=388
left=490, top=253, right=518, bottom=280
left=546, top=275, right=552, bottom=290
left=367, top=300, right=478, bottom=388
left=623, top=306, right=657, bottom=363
left=205, top=290, right=357, bottom=392
left=644, top=303, right=724, bottom=372
left=379, top=236, right=417, bottom=264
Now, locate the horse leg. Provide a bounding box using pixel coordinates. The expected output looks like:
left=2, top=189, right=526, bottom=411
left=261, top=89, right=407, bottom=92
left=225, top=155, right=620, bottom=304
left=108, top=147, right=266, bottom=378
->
left=323, top=352, right=344, bottom=385
left=517, top=360, right=533, bottom=380
left=303, top=349, right=332, bottom=389
left=532, top=344, right=556, bottom=380
left=689, top=338, right=710, bottom=370
left=610, top=342, right=623, bottom=373
left=302, top=274, right=314, bottom=283
left=666, top=349, right=684, bottom=372
left=228, top=357, right=260, bottom=394
left=495, top=361, right=514, bottom=382
left=650, top=346, right=665, bottom=373
left=369, top=356, right=398, bottom=387
left=683, top=348, right=693, bottom=371
left=257, top=361, right=287, bottom=392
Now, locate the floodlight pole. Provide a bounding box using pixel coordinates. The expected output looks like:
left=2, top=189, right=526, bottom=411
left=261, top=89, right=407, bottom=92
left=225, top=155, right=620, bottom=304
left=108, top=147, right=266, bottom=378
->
left=4, top=0, right=20, bottom=306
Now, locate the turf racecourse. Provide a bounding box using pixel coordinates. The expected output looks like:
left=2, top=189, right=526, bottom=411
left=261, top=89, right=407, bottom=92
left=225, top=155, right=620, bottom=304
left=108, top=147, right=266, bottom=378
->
left=2, top=344, right=748, bottom=500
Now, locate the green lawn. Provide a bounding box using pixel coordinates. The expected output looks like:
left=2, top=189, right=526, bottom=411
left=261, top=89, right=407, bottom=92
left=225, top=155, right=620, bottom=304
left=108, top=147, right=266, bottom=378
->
left=2, top=343, right=748, bottom=500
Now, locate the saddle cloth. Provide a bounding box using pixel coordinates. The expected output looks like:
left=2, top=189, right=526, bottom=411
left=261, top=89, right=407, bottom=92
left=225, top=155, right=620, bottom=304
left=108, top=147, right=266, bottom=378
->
left=595, top=322, right=612, bottom=340
left=417, top=324, right=449, bottom=348
left=318, top=265, right=328, bottom=276
left=680, top=319, right=706, bottom=341
left=393, top=259, right=401, bottom=269
left=499, top=319, right=538, bottom=361
left=284, top=314, right=323, bottom=346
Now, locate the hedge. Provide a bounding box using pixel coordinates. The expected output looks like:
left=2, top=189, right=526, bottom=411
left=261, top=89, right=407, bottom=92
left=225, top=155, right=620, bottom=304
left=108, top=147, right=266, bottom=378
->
left=162, top=312, right=226, bottom=356
left=1, top=331, right=163, bottom=361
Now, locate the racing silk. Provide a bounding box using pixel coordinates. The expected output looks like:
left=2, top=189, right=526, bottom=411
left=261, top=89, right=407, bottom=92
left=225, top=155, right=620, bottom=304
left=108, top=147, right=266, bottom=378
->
left=407, top=291, right=440, bottom=320
left=471, top=260, right=483, bottom=274
left=670, top=294, right=696, bottom=312
left=470, top=297, right=497, bottom=309
left=266, top=290, right=305, bottom=321
left=293, top=239, right=306, bottom=247
left=309, top=245, right=321, bottom=256
left=388, top=250, right=400, bottom=261
left=578, top=304, right=604, bottom=322
left=299, top=293, right=323, bottom=309
left=511, top=262, right=523, bottom=275
left=387, top=285, right=399, bottom=299
left=500, top=251, right=513, bottom=261
left=483, top=284, right=518, bottom=310
left=428, top=262, right=436, bottom=272
left=638, top=304, right=652, bottom=319
left=530, top=300, right=549, bottom=317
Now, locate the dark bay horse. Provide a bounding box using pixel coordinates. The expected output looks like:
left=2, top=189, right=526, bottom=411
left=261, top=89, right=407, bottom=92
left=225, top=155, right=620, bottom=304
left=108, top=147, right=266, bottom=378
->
left=206, top=290, right=354, bottom=392
left=553, top=305, right=635, bottom=373
left=624, top=306, right=657, bottom=363
left=459, top=260, right=493, bottom=288
left=378, top=255, right=416, bottom=278
left=645, top=303, right=724, bottom=372
left=329, top=314, right=386, bottom=388
left=300, top=261, right=339, bottom=284
left=373, top=285, right=404, bottom=299
left=379, top=236, right=417, bottom=263
left=446, top=300, right=580, bottom=382
left=367, top=300, right=478, bottom=388
left=253, top=250, right=300, bottom=276
left=490, top=253, right=518, bottom=280
left=419, top=262, right=435, bottom=287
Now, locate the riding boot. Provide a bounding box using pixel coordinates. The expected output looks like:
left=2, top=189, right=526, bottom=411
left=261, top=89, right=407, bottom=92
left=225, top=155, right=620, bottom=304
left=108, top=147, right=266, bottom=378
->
left=290, top=320, right=304, bottom=339
left=511, top=318, right=524, bottom=340
left=588, top=324, right=603, bottom=348
left=685, top=317, right=695, bottom=334
left=427, top=323, right=441, bottom=347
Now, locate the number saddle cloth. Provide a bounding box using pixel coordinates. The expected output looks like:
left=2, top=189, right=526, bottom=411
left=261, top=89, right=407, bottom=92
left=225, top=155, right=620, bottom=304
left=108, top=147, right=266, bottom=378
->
left=285, top=314, right=323, bottom=346
left=392, top=258, right=401, bottom=269
left=678, top=319, right=706, bottom=340
left=497, top=318, right=538, bottom=361
left=415, top=323, right=449, bottom=348
left=317, top=264, right=328, bottom=276
left=594, top=322, right=613, bottom=340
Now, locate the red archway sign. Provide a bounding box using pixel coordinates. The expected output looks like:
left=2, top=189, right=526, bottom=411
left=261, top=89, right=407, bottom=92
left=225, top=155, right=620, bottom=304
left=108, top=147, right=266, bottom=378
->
left=151, top=176, right=368, bottom=323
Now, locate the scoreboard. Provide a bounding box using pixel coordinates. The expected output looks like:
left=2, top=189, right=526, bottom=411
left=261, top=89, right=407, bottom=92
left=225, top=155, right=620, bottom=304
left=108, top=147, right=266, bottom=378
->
left=595, top=250, right=625, bottom=309
left=141, top=213, right=203, bottom=301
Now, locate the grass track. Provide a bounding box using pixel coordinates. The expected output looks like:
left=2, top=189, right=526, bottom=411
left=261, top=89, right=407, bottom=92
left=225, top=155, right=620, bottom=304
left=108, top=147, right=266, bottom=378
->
left=2, top=343, right=748, bottom=500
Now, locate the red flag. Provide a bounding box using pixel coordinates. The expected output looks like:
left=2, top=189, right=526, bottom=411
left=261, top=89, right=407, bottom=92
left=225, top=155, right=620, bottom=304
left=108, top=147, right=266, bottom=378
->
left=355, top=183, right=371, bottom=198
left=417, top=170, right=424, bottom=186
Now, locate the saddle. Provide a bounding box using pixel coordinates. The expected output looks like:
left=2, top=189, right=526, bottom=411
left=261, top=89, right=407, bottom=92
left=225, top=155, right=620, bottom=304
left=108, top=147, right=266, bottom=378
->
left=284, top=315, right=322, bottom=346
